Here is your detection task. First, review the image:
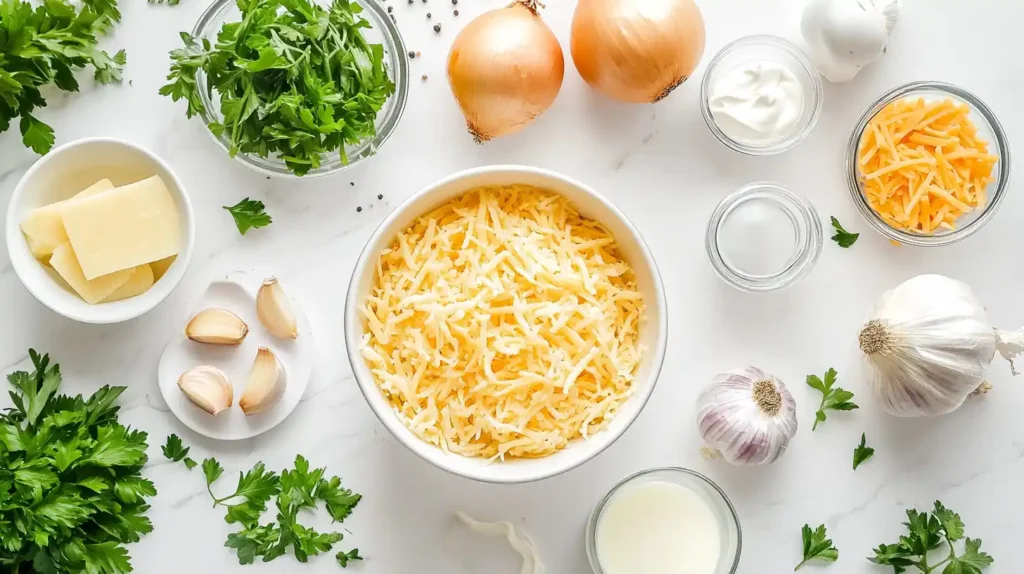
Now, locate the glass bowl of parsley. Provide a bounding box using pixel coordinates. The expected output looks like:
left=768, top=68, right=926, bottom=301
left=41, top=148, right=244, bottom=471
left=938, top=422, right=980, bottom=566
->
left=164, top=0, right=409, bottom=178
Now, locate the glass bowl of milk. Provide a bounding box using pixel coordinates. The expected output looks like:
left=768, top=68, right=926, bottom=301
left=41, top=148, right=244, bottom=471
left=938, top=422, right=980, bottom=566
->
left=585, top=468, right=742, bottom=574
left=700, top=35, right=823, bottom=155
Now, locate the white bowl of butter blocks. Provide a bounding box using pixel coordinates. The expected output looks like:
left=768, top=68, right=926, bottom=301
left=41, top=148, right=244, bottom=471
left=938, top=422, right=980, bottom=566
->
left=6, top=138, right=194, bottom=324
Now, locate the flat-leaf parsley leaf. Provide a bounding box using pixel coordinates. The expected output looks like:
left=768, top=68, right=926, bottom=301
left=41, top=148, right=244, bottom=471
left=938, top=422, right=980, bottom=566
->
left=830, top=216, right=859, bottom=248
left=224, top=198, right=272, bottom=235
left=806, top=368, right=859, bottom=431
left=852, top=432, right=874, bottom=470
left=869, top=501, right=993, bottom=573
left=162, top=433, right=197, bottom=470
left=796, top=524, right=839, bottom=570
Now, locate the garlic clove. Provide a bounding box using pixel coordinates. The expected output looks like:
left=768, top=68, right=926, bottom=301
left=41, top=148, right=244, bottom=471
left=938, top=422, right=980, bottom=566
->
left=256, top=277, right=298, bottom=340
left=178, top=366, right=233, bottom=415
left=185, top=308, right=249, bottom=345
left=239, top=347, right=287, bottom=415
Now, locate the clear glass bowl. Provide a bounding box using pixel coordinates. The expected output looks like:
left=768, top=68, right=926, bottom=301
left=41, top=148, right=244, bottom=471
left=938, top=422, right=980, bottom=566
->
left=191, top=0, right=410, bottom=178
left=700, top=35, right=823, bottom=155
left=706, top=182, right=823, bottom=292
left=585, top=468, right=742, bottom=574
left=845, top=81, right=1011, bottom=246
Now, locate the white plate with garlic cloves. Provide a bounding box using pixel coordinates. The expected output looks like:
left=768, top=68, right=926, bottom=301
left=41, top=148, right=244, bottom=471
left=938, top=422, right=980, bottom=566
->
left=157, top=272, right=313, bottom=440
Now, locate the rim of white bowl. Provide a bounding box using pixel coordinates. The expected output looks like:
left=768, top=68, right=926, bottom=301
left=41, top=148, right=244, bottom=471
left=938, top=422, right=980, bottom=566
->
left=344, top=165, right=669, bottom=483
left=6, top=137, right=195, bottom=324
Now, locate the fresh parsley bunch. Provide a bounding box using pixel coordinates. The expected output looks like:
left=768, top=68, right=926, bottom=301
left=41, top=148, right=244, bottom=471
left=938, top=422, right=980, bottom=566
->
left=160, top=0, right=395, bottom=176
left=164, top=437, right=363, bottom=568
left=0, top=0, right=125, bottom=154
left=870, top=501, right=993, bottom=573
left=0, top=350, right=155, bottom=573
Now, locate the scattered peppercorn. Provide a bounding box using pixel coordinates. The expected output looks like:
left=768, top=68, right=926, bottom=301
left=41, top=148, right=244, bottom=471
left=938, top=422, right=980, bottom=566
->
left=422, top=74, right=428, bottom=81
left=426, top=12, right=431, bottom=18
left=387, top=6, right=392, bottom=12
left=433, top=23, right=441, bottom=32
left=416, top=51, right=421, bottom=57
left=378, top=194, right=384, bottom=200
left=408, top=50, right=415, bottom=58
left=266, top=176, right=271, bottom=180
left=453, top=9, right=458, bottom=15
left=350, top=182, right=355, bottom=186
left=357, top=206, right=363, bottom=212
left=452, top=0, right=457, bottom=4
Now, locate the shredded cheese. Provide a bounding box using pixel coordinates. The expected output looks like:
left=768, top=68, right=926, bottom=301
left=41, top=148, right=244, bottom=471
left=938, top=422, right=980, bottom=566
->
left=360, top=186, right=645, bottom=460
left=858, top=97, right=997, bottom=234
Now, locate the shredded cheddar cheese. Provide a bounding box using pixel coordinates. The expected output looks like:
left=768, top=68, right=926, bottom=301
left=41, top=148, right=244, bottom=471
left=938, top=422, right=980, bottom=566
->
left=858, top=97, right=997, bottom=234
left=360, top=186, right=645, bottom=460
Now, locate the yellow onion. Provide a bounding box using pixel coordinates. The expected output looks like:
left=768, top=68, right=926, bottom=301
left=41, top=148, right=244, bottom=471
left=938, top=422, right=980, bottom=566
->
left=447, top=0, right=564, bottom=142
left=570, top=0, right=706, bottom=103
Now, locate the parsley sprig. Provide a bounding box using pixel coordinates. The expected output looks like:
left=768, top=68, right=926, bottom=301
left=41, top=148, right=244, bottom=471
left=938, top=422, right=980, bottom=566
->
left=160, top=0, right=396, bottom=176
left=162, top=433, right=197, bottom=470
left=169, top=433, right=363, bottom=568
left=852, top=432, right=874, bottom=470
left=224, top=198, right=272, bottom=235
left=806, top=368, right=859, bottom=431
left=796, top=524, right=838, bottom=570
left=0, top=0, right=125, bottom=154
left=870, top=501, right=993, bottom=573
left=0, top=350, right=155, bottom=573
left=830, top=216, right=859, bottom=248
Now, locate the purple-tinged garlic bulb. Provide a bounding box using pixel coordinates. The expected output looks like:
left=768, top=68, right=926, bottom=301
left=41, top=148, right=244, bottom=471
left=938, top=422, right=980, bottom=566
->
left=696, top=366, right=798, bottom=465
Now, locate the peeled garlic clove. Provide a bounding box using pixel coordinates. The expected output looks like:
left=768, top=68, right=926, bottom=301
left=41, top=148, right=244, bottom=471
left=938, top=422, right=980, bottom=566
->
left=185, top=308, right=249, bottom=345
left=239, top=347, right=287, bottom=415
left=695, top=366, right=798, bottom=466
left=256, top=277, right=298, bottom=340
left=178, top=366, right=233, bottom=415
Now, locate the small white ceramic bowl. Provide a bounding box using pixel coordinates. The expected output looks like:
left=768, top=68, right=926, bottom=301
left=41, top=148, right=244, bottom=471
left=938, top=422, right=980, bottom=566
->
left=6, top=138, right=195, bottom=324
left=344, top=166, right=668, bottom=483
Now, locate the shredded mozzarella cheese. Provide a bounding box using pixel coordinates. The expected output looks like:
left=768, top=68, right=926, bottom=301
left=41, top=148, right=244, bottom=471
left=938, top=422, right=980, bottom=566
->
left=360, top=186, right=645, bottom=459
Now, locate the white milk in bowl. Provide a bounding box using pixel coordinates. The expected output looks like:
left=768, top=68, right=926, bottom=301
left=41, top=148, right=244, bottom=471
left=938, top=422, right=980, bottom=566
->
left=586, top=468, right=741, bottom=574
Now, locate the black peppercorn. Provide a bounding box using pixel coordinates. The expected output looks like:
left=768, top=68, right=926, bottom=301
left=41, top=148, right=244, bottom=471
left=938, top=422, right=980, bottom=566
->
left=387, top=6, right=392, bottom=12
left=357, top=206, right=363, bottom=212
left=433, top=23, right=441, bottom=32
left=378, top=194, right=384, bottom=200
left=453, top=9, right=458, bottom=15
left=426, top=12, right=431, bottom=18
left=408, top=51, right=415, bottom=58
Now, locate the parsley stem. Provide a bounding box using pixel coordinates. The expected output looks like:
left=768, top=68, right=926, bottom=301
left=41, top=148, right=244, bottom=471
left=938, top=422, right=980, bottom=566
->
left=794, top=559, right=809, bottom=570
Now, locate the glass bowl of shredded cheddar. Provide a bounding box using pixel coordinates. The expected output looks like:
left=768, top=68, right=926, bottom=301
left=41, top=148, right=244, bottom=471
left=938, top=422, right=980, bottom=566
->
left=344, top=166, right=668, bottom=483
left=846, top=82, right=1010, bottom=246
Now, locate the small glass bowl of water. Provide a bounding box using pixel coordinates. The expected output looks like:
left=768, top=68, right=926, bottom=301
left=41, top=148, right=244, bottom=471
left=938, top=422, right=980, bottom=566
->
left=706, top=182, right=823, bottom=292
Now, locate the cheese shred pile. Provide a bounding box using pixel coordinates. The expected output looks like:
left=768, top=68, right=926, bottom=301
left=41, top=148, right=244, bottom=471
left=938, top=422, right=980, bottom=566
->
left=858, top=97, right=997, bottom=234
left=360, top=186, right=645, bottom=460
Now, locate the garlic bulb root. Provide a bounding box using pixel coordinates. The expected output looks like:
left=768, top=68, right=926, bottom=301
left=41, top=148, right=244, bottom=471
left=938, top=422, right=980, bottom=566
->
left=860, top=274, right=1023, bottom=417
left=696, top=366, right=798, bottom=466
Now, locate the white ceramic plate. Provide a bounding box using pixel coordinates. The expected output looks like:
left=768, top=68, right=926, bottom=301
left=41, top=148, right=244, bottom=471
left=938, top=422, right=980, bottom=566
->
left=158, top=273, right=313, bottom=440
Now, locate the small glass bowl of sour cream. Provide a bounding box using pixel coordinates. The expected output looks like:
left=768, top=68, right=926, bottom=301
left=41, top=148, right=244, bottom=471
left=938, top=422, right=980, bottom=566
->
left=700, top=35, right=823, bottom=155
left=585, top=468, right=742, bottom=574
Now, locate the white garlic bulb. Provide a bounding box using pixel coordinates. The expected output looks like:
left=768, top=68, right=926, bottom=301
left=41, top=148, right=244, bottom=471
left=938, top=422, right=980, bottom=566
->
left=800, top=0, right=900, bottom=83
left=860, top=274, right=1024, bottom=417
left=696, top=366, right=798, bottom=466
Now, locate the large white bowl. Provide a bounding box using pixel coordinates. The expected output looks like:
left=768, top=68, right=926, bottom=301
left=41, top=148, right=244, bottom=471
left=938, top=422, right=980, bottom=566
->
left=6, top=138, right=195, bottom=324
left=344, top=166, right=668, bottom=483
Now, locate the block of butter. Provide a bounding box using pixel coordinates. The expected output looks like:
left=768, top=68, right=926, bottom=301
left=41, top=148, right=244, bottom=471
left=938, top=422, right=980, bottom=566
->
left=61, top=175, right=182, bottom=280
left=20, top=179, right=114, bottom=259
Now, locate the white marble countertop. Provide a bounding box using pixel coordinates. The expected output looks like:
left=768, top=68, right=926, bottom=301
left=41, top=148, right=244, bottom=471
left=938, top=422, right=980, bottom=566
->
left=3, top=0, right=1024, bottom=572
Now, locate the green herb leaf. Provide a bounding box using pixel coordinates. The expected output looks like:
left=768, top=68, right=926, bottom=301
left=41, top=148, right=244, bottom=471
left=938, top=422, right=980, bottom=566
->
left=830, top=216, right=859, bottom=248
left=796, top=524, right=838, bottom=570
left=852, top=433, right=875, bottom=470
left=223, top=198, right=272, bottom=235
left=336, top=548, right=363, bottom=567
left=869, top=502, right=993, bottom=573
left=160, top=0, right=396, bottom=176
left=203, top=457, right=225, bottom=487
left=807, top=368, right=859, bottom=431
left=162, top=433, right=197, bottom=470
left=0, top=0, right=125, bottom=155
left=0, top=350, right=154, bottom=573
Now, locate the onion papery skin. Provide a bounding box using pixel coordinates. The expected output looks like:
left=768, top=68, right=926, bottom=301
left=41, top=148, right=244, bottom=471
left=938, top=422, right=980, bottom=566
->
left=570, top=0, right=706, bottom=103
left=446, top=1, right=565, bottom=142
